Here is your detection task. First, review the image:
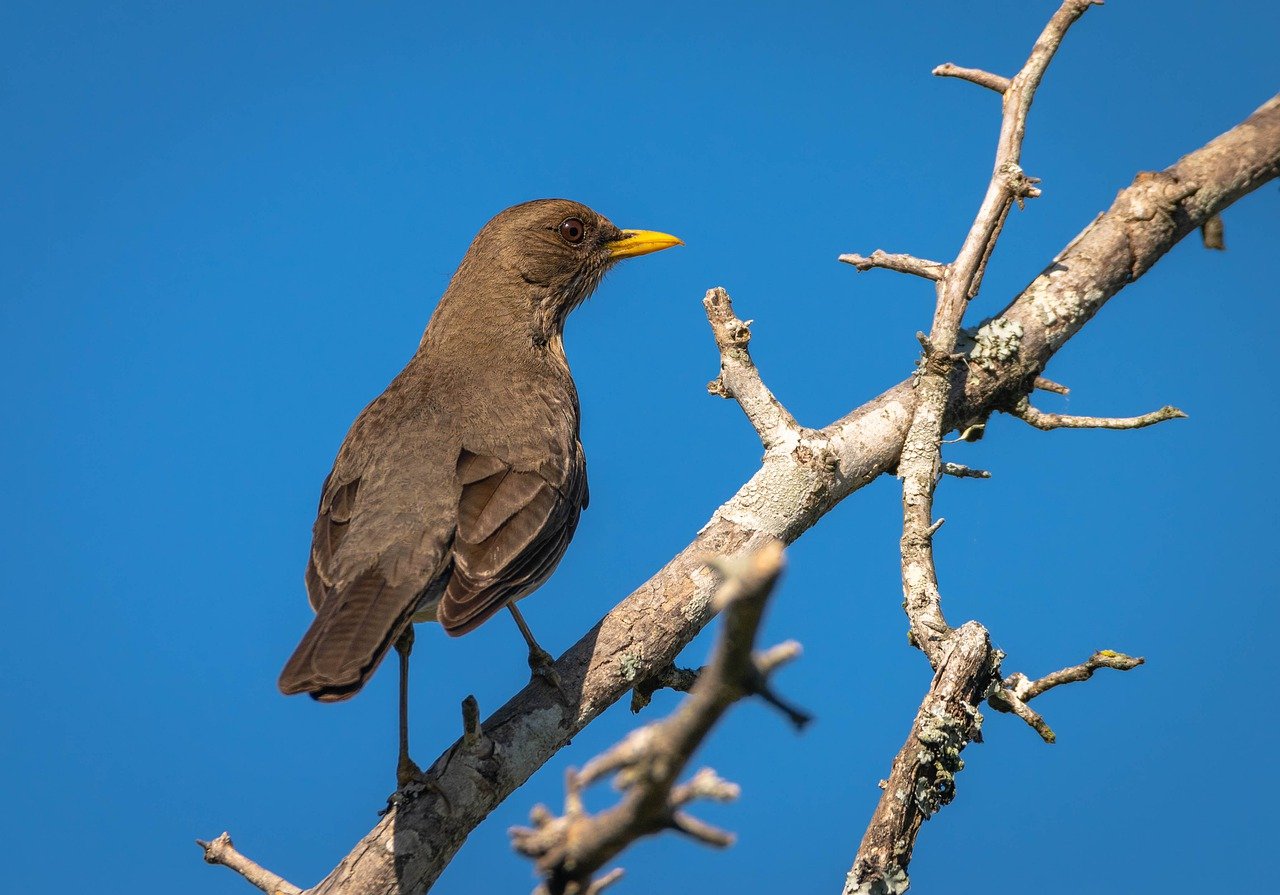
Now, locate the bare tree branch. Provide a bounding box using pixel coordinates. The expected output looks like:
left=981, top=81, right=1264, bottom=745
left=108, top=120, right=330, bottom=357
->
left=989, top=650, right=1145, bottom=744
left=703, top=287, right=803, bottom=450
left=898, top=0, right=1101, bottom=666
left=198, top=53, right=1280, bottom=895
left=853, top=4, right=1129, bottom=892
left=196, top=833, right=301, bottom=895
left=511, top=541, right=801, bottom=895
left=1008, top=396, right=1187, bottom=430
left=838, top=250, right=948, bottom=281
left=932, top=62, right=1011, bottom=94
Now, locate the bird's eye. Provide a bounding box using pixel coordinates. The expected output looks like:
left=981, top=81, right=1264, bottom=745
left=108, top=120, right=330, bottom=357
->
left=558, top=217, right=586, bottom=244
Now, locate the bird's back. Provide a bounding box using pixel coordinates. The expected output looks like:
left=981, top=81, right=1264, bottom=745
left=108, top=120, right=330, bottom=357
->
left=279, top=317, right=588, bottom=701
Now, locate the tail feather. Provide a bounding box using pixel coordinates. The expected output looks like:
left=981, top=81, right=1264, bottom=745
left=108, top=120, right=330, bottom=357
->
left=278, top=567, right=417, bottom=702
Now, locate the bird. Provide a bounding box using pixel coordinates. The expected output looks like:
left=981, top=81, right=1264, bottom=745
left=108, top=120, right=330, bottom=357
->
left=277, top=198, right=682, bottom=787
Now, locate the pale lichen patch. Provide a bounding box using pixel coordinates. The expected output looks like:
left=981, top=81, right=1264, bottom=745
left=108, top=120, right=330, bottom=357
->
left=967, top=317, right=1024, bottom=372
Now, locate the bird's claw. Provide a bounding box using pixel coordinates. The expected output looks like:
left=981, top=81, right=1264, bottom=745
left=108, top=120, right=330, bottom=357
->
left=397, top=753, right=427, bottom=791
left=528, top=646, right=568, bottom=703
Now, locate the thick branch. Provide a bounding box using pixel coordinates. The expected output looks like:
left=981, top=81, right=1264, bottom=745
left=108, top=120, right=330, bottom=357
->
left=197, top=833, right=301, bottom=895
left=1008, top=397, right=1187, bottom=430
left=704, top=287, right=802, bottom=450
left=511, top=541, right=799, bottom=894
left=209, top=93, right=1280, bottom=895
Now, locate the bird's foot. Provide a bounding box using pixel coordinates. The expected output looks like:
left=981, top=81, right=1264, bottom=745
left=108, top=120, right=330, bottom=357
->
left=396, top=753, right=427, bottom=791
left=527, top=645, right=568, bottom=703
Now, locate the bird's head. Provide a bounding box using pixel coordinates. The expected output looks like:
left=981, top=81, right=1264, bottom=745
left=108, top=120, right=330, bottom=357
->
left=464, top=198, right=682, bottom=336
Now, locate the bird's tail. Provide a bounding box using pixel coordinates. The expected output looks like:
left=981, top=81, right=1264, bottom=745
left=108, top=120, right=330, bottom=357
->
left=278, top=567, right=417, bottom=702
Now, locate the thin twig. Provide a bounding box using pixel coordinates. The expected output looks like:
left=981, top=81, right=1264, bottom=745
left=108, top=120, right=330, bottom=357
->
left=838, top=250, right=948, bottom=281
left=1033, top=375, right=1071, bottom=395
left=1007, top=650, right=1145, bottom=702
left=991, top=650, right=1145, bottom=743
left=933, top=62, right=1011, bottom=94
left=941, top=462, right=991, bottom=479
left=196, top=833, right=301, bottom=895
left=1009, top=397, right=1186, bottom=430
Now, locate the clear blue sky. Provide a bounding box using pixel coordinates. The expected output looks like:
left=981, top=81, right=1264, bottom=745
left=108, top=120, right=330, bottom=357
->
left=3, top=2, right=1277, bottom=893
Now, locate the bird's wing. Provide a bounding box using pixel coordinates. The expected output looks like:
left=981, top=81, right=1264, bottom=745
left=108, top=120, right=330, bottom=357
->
left=436, top=444, right=587, bottom=635
left=279, top=405, right=456, bottom=701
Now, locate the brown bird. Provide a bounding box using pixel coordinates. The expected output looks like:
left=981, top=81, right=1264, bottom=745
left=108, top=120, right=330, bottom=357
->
left=278, top=199, right=681, bottom=786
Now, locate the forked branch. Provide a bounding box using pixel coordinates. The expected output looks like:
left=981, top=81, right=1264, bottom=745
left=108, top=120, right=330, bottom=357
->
left=511, top=541, right=805, bottom=895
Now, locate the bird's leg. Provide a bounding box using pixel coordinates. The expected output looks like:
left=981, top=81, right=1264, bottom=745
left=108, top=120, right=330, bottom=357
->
left=394, top=626, right=426, bottom=789
left=507, top=603, right=566, bottom=700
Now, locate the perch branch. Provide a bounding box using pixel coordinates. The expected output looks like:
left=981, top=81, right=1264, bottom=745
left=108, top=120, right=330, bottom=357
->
left=510, top=540, right=803, bottom=895
left=1008, top=397, right=1187, bottom=430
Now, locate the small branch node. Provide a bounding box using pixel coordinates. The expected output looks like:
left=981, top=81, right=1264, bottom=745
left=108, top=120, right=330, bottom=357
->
left=630, top=664, right=702, bottom=713
left=1201, top=213, right=1226, bottom=250
left=461, top=694, right=485, bottom=749
left=941, top=462, right=991, bottom=479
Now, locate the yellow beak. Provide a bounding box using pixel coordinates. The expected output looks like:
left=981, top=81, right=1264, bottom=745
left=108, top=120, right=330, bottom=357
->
left=605, top=229, right=684, bottom=260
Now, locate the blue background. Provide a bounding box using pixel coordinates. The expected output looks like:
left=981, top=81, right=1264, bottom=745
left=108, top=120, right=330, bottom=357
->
left=3, top=2, right=1277, bottom=892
